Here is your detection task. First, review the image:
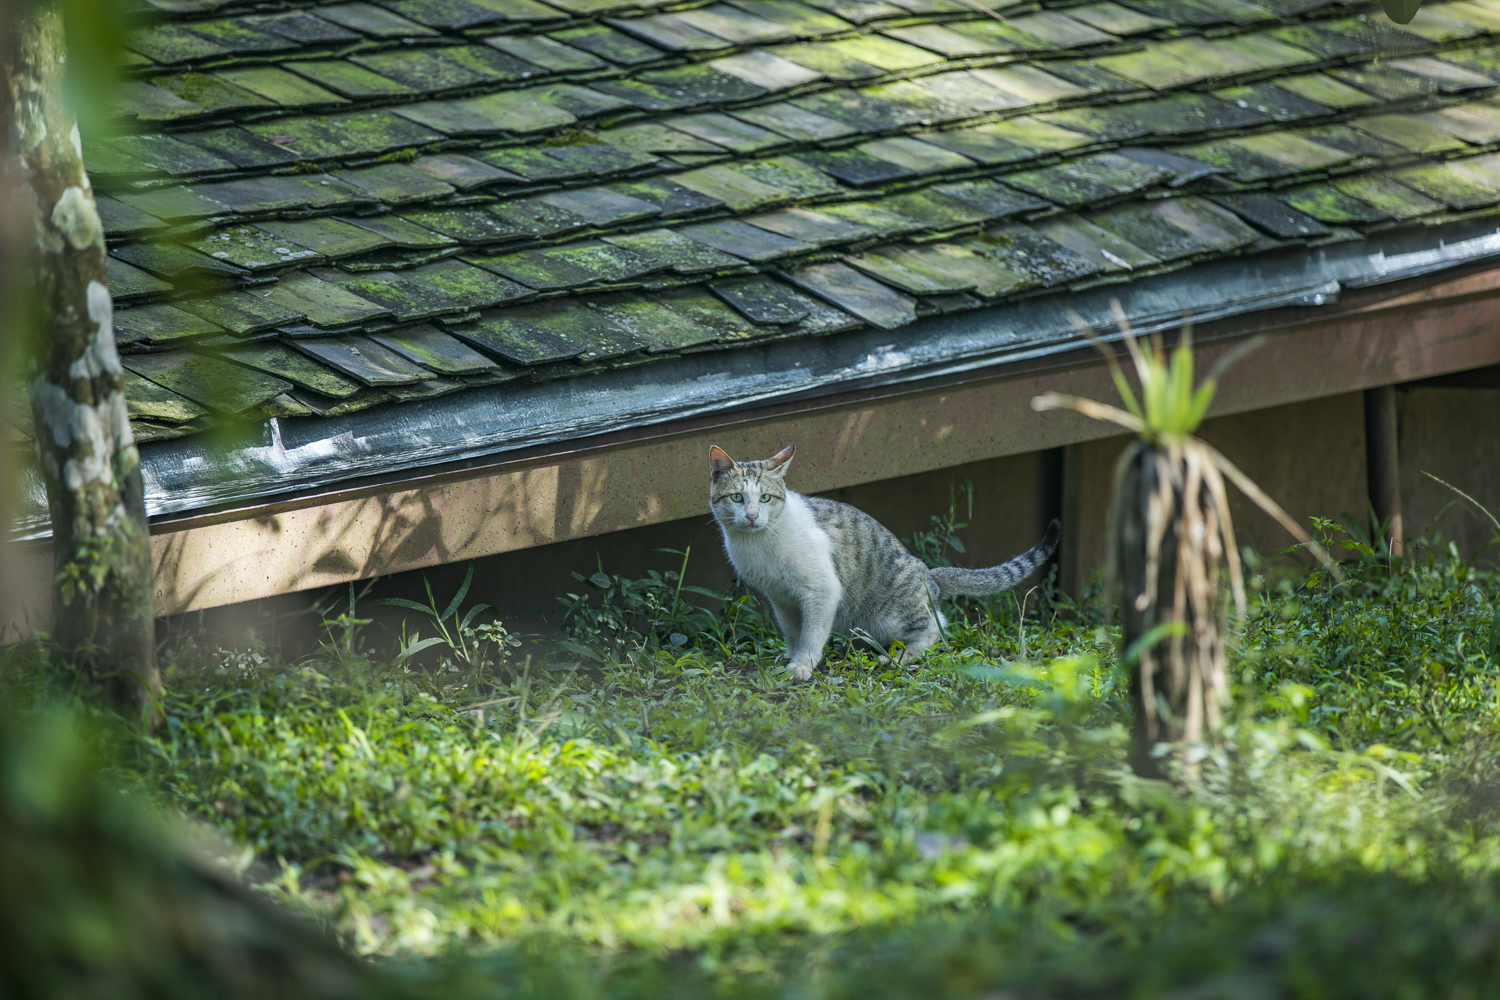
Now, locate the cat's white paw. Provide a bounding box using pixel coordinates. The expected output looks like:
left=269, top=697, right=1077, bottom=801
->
left=788, top=661, right=814, bottom=681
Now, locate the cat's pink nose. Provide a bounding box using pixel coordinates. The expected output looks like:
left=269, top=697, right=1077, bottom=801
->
left=745, top=511, right=758, bottom=524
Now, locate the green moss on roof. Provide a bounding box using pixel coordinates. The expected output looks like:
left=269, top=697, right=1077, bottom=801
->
left=98, top=0, right=1500, bottom=443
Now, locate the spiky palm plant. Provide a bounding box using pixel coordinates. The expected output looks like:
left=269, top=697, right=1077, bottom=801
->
left=1034, top=304, right=1330, bottom=780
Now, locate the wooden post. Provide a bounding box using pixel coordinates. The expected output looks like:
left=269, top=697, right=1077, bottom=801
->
left=1364, top=385, right=1403, bottom=558
left=1058, top=443, right=1085, bottom=599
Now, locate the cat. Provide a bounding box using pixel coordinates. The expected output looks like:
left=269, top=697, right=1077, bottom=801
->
left=709, top=443, right=1061, bottom=680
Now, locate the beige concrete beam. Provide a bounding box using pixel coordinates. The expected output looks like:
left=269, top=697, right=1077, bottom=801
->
left=9, top=264, right=1500, bottom=626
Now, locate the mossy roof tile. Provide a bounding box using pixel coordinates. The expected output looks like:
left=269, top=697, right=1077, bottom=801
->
left=1086, top=201, right=1210, bottom=260
left=316, top=3, right=440, bottom=37
left=440, top=314, right=574, bottom=364
left=709, top=273, right=811, bottom=322
left=368, top=324, right=502, bottom=374
left=783, top=260, right=915, bottom=327
left=122, top=370, right=210, bottom=424
left=123, top=350, right=294, bottom=412
left=1031, top=214, right=1160, bottom=270
left=342, top=214, right=457, bottom=248
left=112, top=243, right=250, bottom=284
left=1330, top=65, right=1441, bottom=102
left=259, top=271, right=391, bottom=328
left=1007, top=12, right=1117, bottom=48
left=108, top=258, right=175, bottom=301
left=548, top=23, right=664, bottom=64
left=606, top=13, right=737, bottom=52
left=941, top=19, right=1054, bottom=53
left=177, top=290, right=307, bottom=334
left=289, top=335, right=435, bottom=384
left=1280, top=182, right=1395, bottom=222
left=846, top=243, right=1029, bottom=297
left=471, top=241, right=658, bottom=287
left=678, top=217, right=814, bottom=260
left=126, top=24, right=232, bottom=64
left=153, top=72, right=278, bottom=114
left=589, top=294, right=722, bottom=351
left=90, top=0, right=1500, bottom=448
left=187, top=225, right=326, bottom=270
left=1116, top=0, right=1271, bottom=27
left=285, top=60, right=420, bottom=99
left=488, top=34, right=608, bottom=72
left=731, top=101, right=858, bottom=140
left=213, top=67, right=349, bottom=107
left=252, top=12, right=364, bottom=45
left=254, top=217, right=391, bottom=258
left=1415, top=104, right=1500, bottom=142
left=216, top=342, right=367, bottom=395
left=1209, top=192, right=1332, bottom=238
left=607, top=177, right=726, bottom=216
left=175, top=128, right=304, bottom=169
left=673, top=4, right=798, bottom=45
left=743, top=205, right=877, bottom=245
left=1215, top=82, right=1331, bottom=123
left=727, top=0, right=853, bottom=37
left=1067, top=2, right=1173, bottom=35
left=666, top=112, right=788, bottom=152
left=964, top=224, right=1103, bottom=286
left=105, top=134, right=238, bottom=177
left=1349, top=113, right=1472, bottom=153
left=602, top=227, right=749, bottom=271
left=116, top=304, right=225, bottom=345
left=1329, top=173, right=1449, bottom=217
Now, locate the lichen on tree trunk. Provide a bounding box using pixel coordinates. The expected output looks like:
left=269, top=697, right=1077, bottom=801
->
left=5, top=0, right=159, bottom=721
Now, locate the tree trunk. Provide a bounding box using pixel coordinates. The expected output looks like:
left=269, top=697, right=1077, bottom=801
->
left=4, top=1, right=159, bottom=721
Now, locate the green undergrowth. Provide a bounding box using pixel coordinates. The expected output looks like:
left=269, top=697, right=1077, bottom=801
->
left=10, top=520, right=1500, bottom=997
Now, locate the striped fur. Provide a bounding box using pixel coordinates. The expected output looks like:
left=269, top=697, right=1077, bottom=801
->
left=709, top=444, right=1060, bottom=681
left=930, top=520, right=1060, bottom=597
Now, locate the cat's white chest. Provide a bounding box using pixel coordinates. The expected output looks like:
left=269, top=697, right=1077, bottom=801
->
left=720, top=494, right=838, bottom=603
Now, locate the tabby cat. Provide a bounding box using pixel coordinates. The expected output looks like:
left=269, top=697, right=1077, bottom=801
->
left=709, top=444, right=1061, bottom=680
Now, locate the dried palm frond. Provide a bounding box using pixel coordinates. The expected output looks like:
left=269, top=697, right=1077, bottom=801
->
left=1033, top=304, right=1331, bottom=775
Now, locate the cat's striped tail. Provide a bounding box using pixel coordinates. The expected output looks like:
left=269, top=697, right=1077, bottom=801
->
left=929, top=520, right=1061, bottom=598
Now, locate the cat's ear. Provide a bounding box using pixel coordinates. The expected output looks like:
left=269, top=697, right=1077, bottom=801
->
left=709, top=445, right=736, bottom=478
left=765, top=444, right=795, bottom=476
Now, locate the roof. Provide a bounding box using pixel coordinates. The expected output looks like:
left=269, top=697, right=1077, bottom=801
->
left=15, top=0, right=1500, bottom=527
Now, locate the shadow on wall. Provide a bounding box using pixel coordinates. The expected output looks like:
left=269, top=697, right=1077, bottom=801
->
left=153, top=463, right=580, bottom=618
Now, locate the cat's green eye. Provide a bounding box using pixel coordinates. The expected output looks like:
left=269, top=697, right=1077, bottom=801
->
left=730, top=493, right=743, bottom=503
left=760, top=494, right=771, bottom=503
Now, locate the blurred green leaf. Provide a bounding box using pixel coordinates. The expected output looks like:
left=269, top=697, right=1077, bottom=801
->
left=1381, top=0, right=1424, bottom=23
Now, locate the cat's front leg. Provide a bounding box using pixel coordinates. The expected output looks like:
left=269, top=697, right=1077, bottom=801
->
left=768, top=597, right=802, bottom=662
left=787, top=594, right=837, bottom=681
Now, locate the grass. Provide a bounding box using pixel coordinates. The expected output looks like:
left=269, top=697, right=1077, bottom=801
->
left=9, top=514, right=1500, bottom=997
